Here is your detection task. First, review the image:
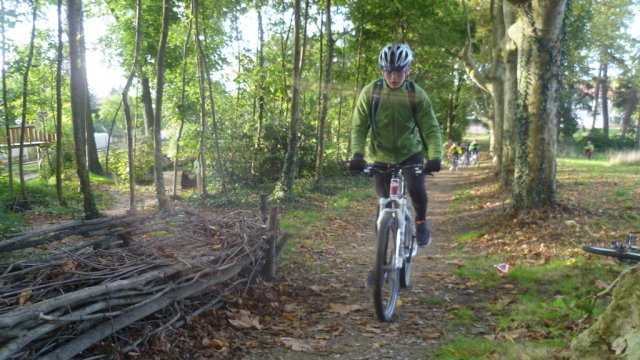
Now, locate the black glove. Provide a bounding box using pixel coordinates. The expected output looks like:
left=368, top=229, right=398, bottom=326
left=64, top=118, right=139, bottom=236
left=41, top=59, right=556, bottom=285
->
left=348, top=154, right=366, bottom=172
left=425, top=159, right=441, bottom=174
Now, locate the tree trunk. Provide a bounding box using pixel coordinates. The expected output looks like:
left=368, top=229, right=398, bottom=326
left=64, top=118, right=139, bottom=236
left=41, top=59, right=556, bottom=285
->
left=193, top=0, right=208, bottom=197
left=347, top=28, right=363, bottom=155
left=314, top=0, right=333, bottom=188
left=590, top=63, right=602, bottom=130
left=68, top=0, right=100, bottom=219
left=508, top=0, right=566, bottom=212
left=201, top=28, right=229, bottom=200
left=173, top=14, right=193, bottom=197
left=501, top=1, right=517, bottom=187
left=55, top=0, right=65, bottom=206
left=252, top=7, right=265, bottom=176
left=636, top=116, right=640, bottom=149
left=446, top=67, right=465, bottom=141
left=620, top=87, right=637, bottom=138
left=336, top=38, right=346, bottom=162
left=78, top=12, right=103, bottom=177
left=277, top=0, right=302, bottom=201
left=120, top=0, right=143, bottom=215
left=1, top=0, right=14, bottom=194
left=571, top=266, right=640, bottom=359
left=601, top=60, right=609, bottom=139
left=17, top=1, right=37, bottom=205
left=152, top=0, right=170, bottom=210
left=140, top=77, right=154, bottom=138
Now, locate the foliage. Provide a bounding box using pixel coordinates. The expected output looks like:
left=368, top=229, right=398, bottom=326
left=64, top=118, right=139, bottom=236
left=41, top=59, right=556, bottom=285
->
left=109, top=138, right=156, bottom=185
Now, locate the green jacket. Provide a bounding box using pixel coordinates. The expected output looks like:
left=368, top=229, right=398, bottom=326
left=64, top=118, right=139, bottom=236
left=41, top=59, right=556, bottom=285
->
left=351, top=79, right=443, bottom=164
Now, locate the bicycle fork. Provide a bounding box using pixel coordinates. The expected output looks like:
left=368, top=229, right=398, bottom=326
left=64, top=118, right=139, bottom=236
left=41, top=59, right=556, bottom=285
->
left=377, top=197, right=408, bottom=270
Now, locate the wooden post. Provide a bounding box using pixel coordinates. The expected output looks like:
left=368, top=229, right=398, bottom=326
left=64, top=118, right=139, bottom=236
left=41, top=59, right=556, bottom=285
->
left=260, top=194, right=268, bottom=223
left=263, top=205, right=279, bottom=282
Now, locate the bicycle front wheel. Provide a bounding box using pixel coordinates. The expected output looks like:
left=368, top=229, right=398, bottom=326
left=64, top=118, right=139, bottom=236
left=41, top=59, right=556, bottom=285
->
left=583, top=246, right=640, bottom=262
left=373, top=213, right=400, bottom=322
left=400, top=213, right=414, bottom=289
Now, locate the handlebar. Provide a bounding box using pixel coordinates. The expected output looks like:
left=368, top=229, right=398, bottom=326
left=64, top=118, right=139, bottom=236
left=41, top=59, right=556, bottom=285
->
left=361, top=163, right=432, bottom=176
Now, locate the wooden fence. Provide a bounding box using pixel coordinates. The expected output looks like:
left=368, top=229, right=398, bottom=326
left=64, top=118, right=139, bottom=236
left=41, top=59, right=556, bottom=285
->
left=2, top=124, right=56, bottom=147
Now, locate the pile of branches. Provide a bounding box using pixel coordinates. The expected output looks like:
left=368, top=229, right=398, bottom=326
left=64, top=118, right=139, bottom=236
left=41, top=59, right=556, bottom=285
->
left=0, top=208, right=267, bottom=359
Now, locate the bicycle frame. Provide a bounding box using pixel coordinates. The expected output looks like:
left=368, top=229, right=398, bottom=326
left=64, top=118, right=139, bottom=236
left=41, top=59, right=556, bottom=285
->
left=374, top=165, right=418, bottom=269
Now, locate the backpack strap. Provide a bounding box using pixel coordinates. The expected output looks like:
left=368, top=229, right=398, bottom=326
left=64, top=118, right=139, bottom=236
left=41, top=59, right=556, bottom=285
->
left=369, top=79, right=384, bottom=133
left=405, top=81, right=430, bottom=157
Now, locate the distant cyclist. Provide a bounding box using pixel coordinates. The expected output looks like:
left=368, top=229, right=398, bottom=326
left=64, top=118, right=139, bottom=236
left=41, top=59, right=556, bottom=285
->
left=584, top=141, right=594, bottom=160
left=448, top=142, right=462, bottom=173
left=348, top=43, right=443, bottom=247
left=469, top=138, right=480, bottom=165
left=469, top=138, right=479, bottom=156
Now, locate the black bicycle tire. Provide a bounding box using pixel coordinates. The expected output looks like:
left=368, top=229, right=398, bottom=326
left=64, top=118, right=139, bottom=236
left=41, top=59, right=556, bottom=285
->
left=582, top=246, right=640, bottom=262
left=373, top=213, right=399, bottom=322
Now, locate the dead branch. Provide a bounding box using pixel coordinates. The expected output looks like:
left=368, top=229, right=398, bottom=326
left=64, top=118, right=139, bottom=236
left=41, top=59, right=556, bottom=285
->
left=0, top=208, right=268, bottom=359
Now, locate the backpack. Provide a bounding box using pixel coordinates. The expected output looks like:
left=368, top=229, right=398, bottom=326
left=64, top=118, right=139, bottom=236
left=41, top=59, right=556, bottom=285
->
left=369, top=79, right=429, bottom=155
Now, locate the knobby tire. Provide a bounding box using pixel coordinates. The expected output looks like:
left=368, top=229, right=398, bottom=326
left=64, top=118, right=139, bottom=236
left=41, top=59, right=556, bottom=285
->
left=400, top=214, right=414, bottom=288
left=583, top=246, right=640, bottom=262
left=373, top=213, right=399, bottom=322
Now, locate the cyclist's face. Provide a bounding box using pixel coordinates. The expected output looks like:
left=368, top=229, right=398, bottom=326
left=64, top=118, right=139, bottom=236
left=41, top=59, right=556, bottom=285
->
left=383, top=68, right=408, bottom=89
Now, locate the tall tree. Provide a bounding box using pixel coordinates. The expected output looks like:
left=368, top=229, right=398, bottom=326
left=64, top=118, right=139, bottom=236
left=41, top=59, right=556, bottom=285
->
left=121, top=0, right=143, bottom=215
left=314, top=0, right=333, bottom=188
left=152, top=0, right=170, bottom=209
left=277, top=0, right=302, bottom=200
left=193, top=0, right=208, bottom=197
left=16, top=0, right=37, bottom=206
left=80, top=8, right=103, bottom=177
left=461, top=0, right=517, bottom=185
left=68, top=0, right=100, bottom=219
left=252, top=4, right=265, bottom=176
left=55, top=0, right=65, bottom=205
left=507, top=0, right=567, bottom=211
left=0, top=0, right=13, bottom=194
left=172, top=10, right=192, bottom=197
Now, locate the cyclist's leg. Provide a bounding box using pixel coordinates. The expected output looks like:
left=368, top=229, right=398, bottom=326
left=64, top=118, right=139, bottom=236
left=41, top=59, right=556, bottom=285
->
left=402, top=152, right=430, bottom=246
left=373, top=167, right=391, bottom=199
left=403, top=160, right=426, bottom=221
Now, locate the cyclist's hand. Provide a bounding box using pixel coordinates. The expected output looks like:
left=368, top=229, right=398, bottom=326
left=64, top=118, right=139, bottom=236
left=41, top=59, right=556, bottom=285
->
left=425, top=159, right=441, bottom=174
left=348, top=154, right=366, bottom=172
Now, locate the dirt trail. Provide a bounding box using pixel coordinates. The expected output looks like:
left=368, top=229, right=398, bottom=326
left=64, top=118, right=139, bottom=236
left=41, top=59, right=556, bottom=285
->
left=232, top=167, right=494, bottom=359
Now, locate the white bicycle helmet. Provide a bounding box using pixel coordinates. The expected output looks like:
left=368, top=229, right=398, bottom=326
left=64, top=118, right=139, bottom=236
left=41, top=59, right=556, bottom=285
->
left=378, top=43, right=413, bottom=71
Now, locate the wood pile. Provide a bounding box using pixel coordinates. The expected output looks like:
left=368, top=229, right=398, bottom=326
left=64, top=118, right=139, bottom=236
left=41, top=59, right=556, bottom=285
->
left=0, top=208, right=267, bottom=359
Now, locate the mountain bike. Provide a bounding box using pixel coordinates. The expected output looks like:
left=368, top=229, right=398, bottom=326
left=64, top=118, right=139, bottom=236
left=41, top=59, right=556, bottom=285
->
left=582, top=234, right=640, bottom=263
left=365, top=163, right=422, bottom=322
left=461, top=151, right=470, bottom=167
left=449, top=154, right=459, bottom=173
left=470, top=150, right=479, bottom=166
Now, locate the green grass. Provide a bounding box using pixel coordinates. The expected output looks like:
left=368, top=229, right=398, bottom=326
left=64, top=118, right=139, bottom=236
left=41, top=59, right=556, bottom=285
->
left=448, top=306, right=474, bottom=325
left=432, top=335, right=497, bottom=359
left=0, top=170, right=118, bottom=236
left=450, top=188, right=477, bottom=214
left=442, top=254, right=620, bottom=358
left=453, top=230, right=486, bottom=243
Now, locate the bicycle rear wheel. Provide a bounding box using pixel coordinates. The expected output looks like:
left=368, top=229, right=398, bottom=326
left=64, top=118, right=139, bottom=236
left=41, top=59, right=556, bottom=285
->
left=583, top=246, right=640, bottom=262
left=373, top=213, right=399, bottom=322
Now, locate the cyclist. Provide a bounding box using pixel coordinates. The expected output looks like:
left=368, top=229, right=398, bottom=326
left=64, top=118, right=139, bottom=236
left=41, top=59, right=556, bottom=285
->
left=469, top=138, right=479, bottom=164
left=460, top=140, right=470, bottom=167
left=349, top=43, right=443, bottom=247
left=584, top=141, right=594, bottom=160
left=448, top=141, right=462, bottom=172
left=469, top=138, right=479, bottom=156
